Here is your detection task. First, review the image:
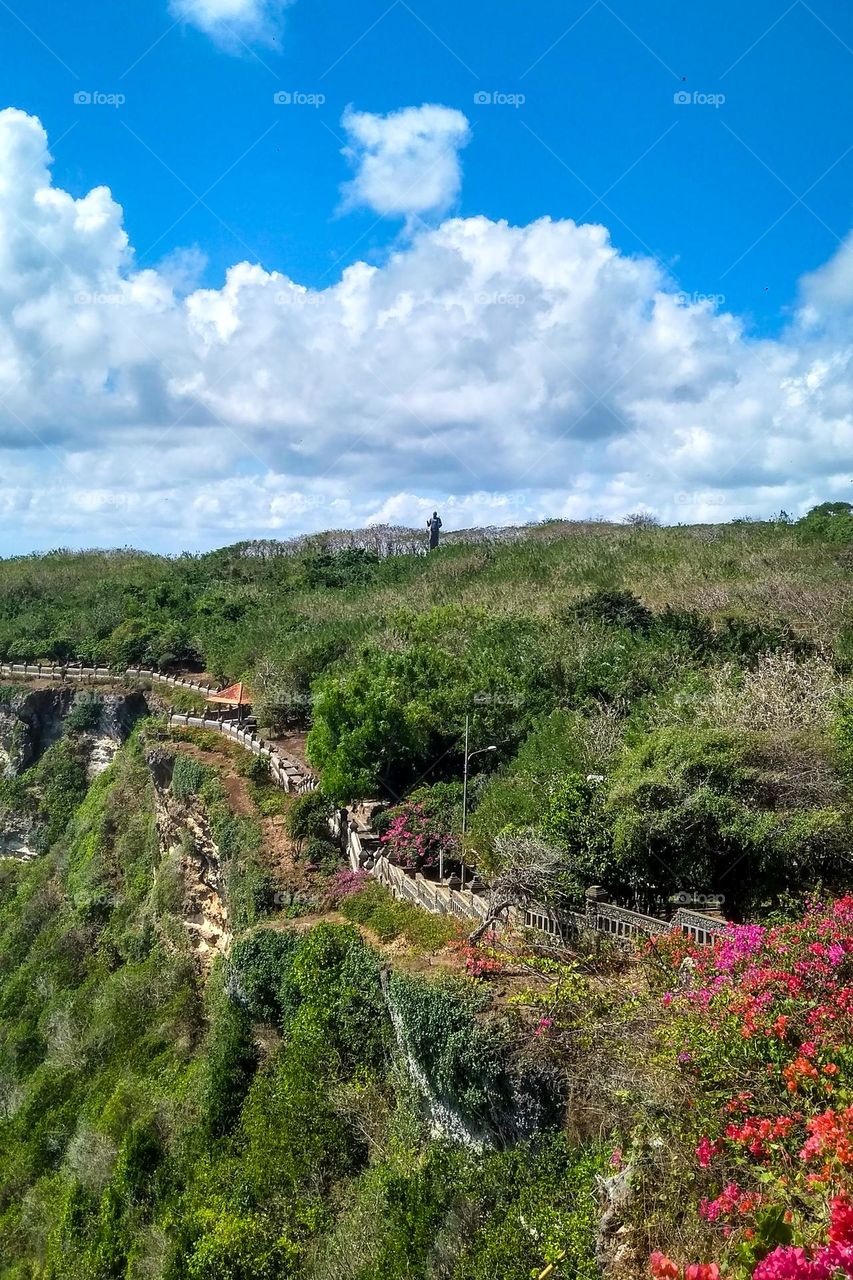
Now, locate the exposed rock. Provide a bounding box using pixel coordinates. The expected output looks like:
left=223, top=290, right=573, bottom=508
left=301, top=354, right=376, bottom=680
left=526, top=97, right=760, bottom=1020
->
left=0, top=811, right=39, bottom=861
left=596, top=1164, right=641, bottom=1277
left=148, top=749, right=231, bottom=966
left=0, top=688, right=75, bottom=777
left=0, top=690, right=149, bottom=861
left=83, top=693, right=147, bottom=778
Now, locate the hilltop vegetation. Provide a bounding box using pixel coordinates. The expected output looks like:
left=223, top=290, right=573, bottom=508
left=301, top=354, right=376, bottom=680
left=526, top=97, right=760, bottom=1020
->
left=3, top=512, right=853, bottom=915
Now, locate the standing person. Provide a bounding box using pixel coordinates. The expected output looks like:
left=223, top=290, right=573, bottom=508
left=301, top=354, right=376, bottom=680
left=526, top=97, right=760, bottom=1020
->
left=427, top=510, right=442, bottom=550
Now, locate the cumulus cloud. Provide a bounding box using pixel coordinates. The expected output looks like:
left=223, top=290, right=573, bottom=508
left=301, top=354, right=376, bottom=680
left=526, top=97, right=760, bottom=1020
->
left=0, top=105, right=852, bottom=553
left=170, top=0, right=290, bottom=45
left=341, top=103, right=471, bottom=218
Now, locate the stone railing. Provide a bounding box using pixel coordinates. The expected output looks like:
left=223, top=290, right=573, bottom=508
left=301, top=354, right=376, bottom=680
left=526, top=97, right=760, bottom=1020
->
left=334, top=810, right=490, bottom=924
left=579, top=887, right=727, bottom=947
left=0, top=660, right=319, bottom=794
left=167, top=712, right=317, bottom=795
left=0, top=661, right=116, bottom=683
left=0, top=661, right=218, bottom=694
left=126, top=666, right=218, bottom=695
left=336, top=809, right=730, bottom=943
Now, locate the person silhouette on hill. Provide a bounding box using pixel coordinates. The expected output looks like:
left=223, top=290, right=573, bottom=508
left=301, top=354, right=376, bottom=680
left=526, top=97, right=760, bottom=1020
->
left=427, top=511, right=442, bottom=550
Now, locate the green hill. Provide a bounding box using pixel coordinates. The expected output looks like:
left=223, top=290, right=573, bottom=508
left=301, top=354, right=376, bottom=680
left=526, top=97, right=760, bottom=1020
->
left=2, top=513, right=851, bottom=914
left=0, top=511, right=853, bottom=1279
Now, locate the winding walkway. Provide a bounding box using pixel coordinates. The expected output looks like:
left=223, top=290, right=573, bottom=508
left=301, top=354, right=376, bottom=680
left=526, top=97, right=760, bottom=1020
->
left=0, top=662, right=318, bottom=796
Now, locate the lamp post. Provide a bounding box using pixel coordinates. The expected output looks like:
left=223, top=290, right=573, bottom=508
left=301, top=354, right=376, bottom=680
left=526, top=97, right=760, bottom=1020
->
left=458, top=714, right=497, bottom=889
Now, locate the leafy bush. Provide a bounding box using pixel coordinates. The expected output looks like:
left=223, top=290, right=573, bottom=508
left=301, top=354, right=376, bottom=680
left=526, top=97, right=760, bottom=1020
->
left=453, top=1137, right=605, bottom=1280
left=567, top=588, right=653, bottom=632
left=65, top=692, right=103, bottom=733
left=201, top=978, right=260, bottom=1137
left=285, top=790, right=333, bottom=841
left=605, top=726, right=851, bottom=915
left=797, top=500, right=853, bottom=543
left=229, top=930, right=299, bottom=1023
left=301, top=548, right=381, bottom=589
left=302, top=836, right=340, bottom=871
left=171, top=752, right=208, bottom=800
left=388, top=972, right=557, bottom=1141
left=242, top=753, right=270, bottom=785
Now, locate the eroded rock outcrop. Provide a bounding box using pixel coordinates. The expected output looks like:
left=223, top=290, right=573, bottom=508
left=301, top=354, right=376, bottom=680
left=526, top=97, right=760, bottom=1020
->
left=84, top=693, right=147, bottom=777
left=0, top=688, right=75, bottom=777
left=0, top=688, right=148, bottom=860
left=147, top=748, right=231, bottom=966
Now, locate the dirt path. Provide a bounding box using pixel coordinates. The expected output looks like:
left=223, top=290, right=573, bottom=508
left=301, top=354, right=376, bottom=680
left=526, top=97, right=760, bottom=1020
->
left=267, top=731, right=309, bottom=767
left=171, top=737, right=306, bottom=887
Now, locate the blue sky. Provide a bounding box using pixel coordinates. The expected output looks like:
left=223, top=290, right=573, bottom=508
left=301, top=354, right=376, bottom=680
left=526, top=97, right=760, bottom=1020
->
left=0, top=0, right=852, bottom=550
left=8, top=0, right=851, bottom=329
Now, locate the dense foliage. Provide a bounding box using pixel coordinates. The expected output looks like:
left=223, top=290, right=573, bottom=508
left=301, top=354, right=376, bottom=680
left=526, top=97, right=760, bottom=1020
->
left=0, top=730, right=601, bottom=1279
left=1, top=512, right=853, bottom=1275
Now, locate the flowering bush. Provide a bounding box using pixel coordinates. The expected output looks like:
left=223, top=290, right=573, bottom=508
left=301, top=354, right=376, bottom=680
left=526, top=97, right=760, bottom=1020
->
left=328, top=868, right=370, bottom=900
left=455, top=931, right=505, bottom=979
left=379, top=784, right=460, bottom=873
left=645, top=898, right=853, bottom=1279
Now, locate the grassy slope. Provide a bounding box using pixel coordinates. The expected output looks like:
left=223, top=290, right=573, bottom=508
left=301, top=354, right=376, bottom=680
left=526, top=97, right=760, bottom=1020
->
left=0, top=521, right=850, bottom=675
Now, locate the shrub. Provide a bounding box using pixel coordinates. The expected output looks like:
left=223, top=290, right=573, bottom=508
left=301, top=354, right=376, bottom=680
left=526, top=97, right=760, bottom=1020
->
left=171, top=753, right=208, bottom=801
left=388, top=972, right=557, bottom=1141
left=606, top=726, right=851, bottom=915
left=302, top=836, right=340, bottom=871
left=285, top=790, right=333, bottom=841
left=797, top=500, right=853, bottom=543
left=567, top=588, right=653, bottom=632
left=328, top=868, right=370, bottom=900
left=642, top=896, right=853, bottom=1280
left=65, top=693, right=103, bottom=733
left=242, top=754, right=270, bottom=786
left=380, top=783, right=461, bottom=873
left=454, top=1137, right=605, bottom=1280
left=229, top=930, right=300, bottom=1023
left=201, top=982, right=260, bottom=1137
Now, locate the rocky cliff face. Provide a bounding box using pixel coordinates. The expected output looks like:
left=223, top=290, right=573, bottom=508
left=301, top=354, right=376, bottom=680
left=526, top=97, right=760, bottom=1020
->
left=0, top=688, right=148, bottom=781
left=147, top=748, right=231, bottom=966
left=0, top=688, right=75, bottom=777
left=0, top=688, right=148, bottom=861
left=85, top=693, right=148, bottom=777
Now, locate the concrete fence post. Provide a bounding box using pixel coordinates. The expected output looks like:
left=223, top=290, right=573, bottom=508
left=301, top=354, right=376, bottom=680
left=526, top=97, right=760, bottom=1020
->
left=585, top=886, right=609, bottom=929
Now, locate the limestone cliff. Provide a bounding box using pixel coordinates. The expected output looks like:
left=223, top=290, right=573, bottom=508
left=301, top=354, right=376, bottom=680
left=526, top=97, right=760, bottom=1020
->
left=0, top=687, right=75, bottom=777
left=0, top=688, right=148, bottom=860
left=147, top=748, right=231, bottom=966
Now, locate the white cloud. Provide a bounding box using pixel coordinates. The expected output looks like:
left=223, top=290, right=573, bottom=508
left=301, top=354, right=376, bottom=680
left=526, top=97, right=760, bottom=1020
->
left=170, top=0, right=290, bottom=45
left=1, top=106, right=853, bottom=553
left=341, top=103, right=471, bottom=218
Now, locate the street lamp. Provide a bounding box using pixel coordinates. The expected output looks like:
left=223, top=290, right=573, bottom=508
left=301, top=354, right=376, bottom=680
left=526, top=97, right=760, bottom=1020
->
left=458, top=714, right=497, bottom=890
